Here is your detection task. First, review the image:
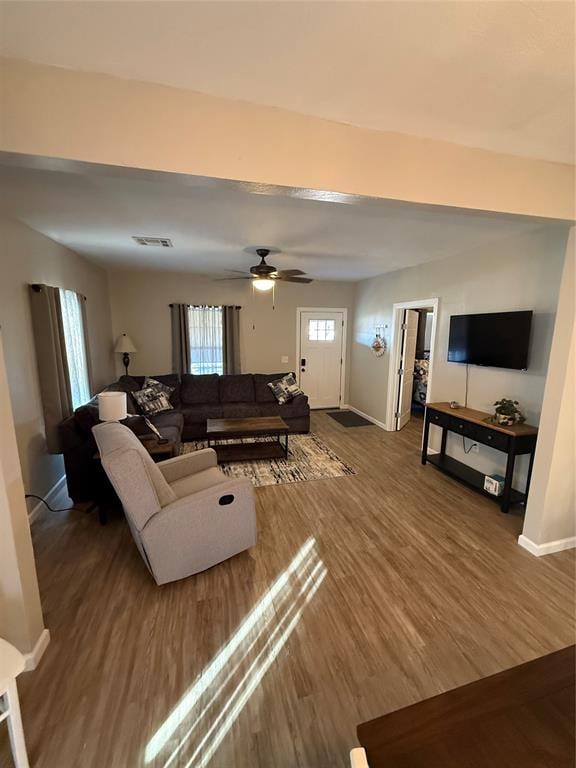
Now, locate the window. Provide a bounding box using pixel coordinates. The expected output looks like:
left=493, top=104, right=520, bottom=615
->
left=308, top=319, right=335, bottom=342
left=59, top=288, right=91, bottom=409
left=188, top=306, right=224, bottom=374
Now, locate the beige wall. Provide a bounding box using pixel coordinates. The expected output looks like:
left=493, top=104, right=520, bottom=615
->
left=522, top=229, right=575, bottom=548
left=107, top=268, right=355, bottom=398
left=0, top=216, right=114, bottom=502
left=349, top=225, right=569, bottom=486
left=1, top=58, right=574, bottom=221
left=0, top=329, right=46, bottom=655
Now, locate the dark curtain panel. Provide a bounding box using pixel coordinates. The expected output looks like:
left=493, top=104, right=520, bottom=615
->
left=29, top=284, right=73, bottom=454
left=171, top=303, right=191, bottom=376
left=223, top=306, right=241, bottom=374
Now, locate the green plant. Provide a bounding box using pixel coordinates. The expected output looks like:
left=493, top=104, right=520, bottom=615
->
left=493, top=399, right=525, bottom=423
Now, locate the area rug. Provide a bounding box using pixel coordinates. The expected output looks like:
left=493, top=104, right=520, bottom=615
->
left=327, top=410, right=373, bottom=427
left=180, top=433, right=356, bottom=487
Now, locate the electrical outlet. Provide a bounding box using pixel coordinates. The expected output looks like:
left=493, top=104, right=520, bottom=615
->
left=281, top=355, right=289, bottom=364
left=470, top=443, right=480, bottom=453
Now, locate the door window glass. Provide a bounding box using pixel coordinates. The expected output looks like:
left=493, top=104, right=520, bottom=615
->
left=308, top=319, right=336, bottom=341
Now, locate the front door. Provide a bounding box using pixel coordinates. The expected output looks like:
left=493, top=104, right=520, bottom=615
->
left=395, top=309, right=419, bottom=430
left=299, top=311, right=344, bottom=409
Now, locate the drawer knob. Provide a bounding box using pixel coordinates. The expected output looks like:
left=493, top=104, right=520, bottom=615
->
left=459, top=424, right=463, bottom=429
left=487, top=435, right=492, bottom=441
left=434, top=416, right=439, bottom=421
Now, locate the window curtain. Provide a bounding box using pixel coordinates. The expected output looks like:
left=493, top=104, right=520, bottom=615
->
left=29, top=284, right=92, bottom=454
left=188, top=306, right=224, bottom=374
left=223, top=305, right=241, bottom=374
left=171, top=303, right=191, bottom=376
left=59, top=289, right=92, bottom=410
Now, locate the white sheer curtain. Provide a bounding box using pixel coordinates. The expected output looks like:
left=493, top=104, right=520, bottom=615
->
left=59, top=288, right=91, bottom=409
left=188, top=306, right=224, bottom=374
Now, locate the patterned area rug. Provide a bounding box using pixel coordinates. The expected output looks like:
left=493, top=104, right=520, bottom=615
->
left=180, top=433, right=356, bottom=487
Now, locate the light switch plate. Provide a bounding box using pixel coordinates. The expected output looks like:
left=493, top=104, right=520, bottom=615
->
left=281, top=355, right=289, bottom=364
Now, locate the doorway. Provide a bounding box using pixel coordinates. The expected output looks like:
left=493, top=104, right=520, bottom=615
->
left=385, top=298, right=438, bottom=431
left=296, top=308, right=347, bottom=409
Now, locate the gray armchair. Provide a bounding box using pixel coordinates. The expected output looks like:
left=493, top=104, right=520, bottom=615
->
left=92, top=422, right=257, bottom=585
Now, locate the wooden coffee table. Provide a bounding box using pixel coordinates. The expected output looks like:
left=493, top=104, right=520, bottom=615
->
left=206, top=416, right=289, bottom=462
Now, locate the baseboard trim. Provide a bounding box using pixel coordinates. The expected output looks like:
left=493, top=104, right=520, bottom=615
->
left=23, top=629, right=50, bottom=672
left=518, top=534, right=576, bottom=557
left=341, top=404, right=387, bottom=430
left=28, top=474, right=66, bottom=524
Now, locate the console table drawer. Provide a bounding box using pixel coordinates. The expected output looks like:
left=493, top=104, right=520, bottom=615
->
left=428, top=410, right=452, bottom=429
left=471, top=424, right=510, bottom=452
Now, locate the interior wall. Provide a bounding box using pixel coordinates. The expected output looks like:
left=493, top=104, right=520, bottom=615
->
left=1, top=57, right=574, bottom=221
left=0, top=216, right=114, bottom=502
left=521, top=228, right=575, bottom=548
left=107, top=268, right=355, bottom=399
left=349, top=225, right=569, bottom=485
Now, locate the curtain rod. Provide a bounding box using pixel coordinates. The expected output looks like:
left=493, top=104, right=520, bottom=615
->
left=169, top=303, right=241, bottom=309
left=30, top=283, right=87, bottom=300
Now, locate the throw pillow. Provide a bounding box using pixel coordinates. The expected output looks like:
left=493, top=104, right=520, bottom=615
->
left=143, top=377, right=174, bottom=397
left=132, top=386, right=174, bottom=415
left=267, top=374, right=303, bottom=405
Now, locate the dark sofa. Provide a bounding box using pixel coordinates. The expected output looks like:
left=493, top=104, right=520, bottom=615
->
left=59, top=372, right=310, bottom=502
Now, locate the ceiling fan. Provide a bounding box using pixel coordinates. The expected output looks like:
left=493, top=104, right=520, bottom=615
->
left=218, top=248, right=313, bottom=291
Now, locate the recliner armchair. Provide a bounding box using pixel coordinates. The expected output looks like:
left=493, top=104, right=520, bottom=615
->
left=92, top=422, right=257, bottom=585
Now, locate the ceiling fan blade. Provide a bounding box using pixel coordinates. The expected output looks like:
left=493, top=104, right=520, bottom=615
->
left=224, top=269, right=251, bottom=275
left=275, top=269, right=306, bottom=277
left=277, top=276, right=313, bottom=284
left=213, top=276, right=252, bottom=281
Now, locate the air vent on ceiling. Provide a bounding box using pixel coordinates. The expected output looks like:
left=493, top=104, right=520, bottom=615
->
left=132, top=236, right=173, bottom=247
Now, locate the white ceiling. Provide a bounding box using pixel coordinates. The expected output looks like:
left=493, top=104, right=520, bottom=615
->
left=0, top=160, right=547, bottom=280
left=0, top=1, right=574, bottom=164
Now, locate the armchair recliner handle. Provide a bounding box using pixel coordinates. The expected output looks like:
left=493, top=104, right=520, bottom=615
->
left=219, top=494, right=235, bottom=506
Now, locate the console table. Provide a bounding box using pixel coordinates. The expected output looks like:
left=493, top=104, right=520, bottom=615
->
left=422, top=402, right=538, bottom=513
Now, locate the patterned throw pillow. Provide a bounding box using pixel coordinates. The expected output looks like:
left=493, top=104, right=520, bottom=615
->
left=267, top=374, right=303, bottom=405
left=132, top=386, right=174, bottom=415
left=143, top=377, right=174, bottom=397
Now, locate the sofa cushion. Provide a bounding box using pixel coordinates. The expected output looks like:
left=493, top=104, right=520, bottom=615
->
left=132, top=386, right=174, bottom=415
left=181, top=405, right=224, bottom=424
left=267, top=374, right=303, bottom=405
left=181, top=374, right=220, bottom=405
left=220, top=403, right=261, bottom=419
left=254, top=373, right=293, bottom=403
left=219, top=374, right=255, bottom=403
left=258, top=394, right=309, bottom=419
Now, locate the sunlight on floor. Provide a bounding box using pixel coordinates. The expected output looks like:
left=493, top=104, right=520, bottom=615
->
left=144, top=537, right=327, bottom=767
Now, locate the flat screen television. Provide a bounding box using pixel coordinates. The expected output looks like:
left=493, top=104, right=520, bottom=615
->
left=448, top=311, right=532, bottom=370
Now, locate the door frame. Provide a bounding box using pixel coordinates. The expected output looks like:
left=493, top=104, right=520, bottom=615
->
left=296, top=307, right=348, bottom=409
left=385, top=298, right=439, bottom=431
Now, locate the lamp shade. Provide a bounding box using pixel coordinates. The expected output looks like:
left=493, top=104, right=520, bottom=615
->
left=98, top=391, right=127, bottom=422
left=114, top=333, right=137, bottom=354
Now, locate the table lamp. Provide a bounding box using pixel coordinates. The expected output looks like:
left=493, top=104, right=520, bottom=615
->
left=98, top=391, right=127, bottom=422
left=114, top=333, right=137, bottom=375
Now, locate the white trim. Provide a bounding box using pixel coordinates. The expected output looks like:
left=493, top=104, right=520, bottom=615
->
left=342, top=404, right=387, bottom=430
left=296, top=307, right=348, bottom=409
left=518, top=534, right=576, bottom=557
left=27, top=474, right=66, bottom=524
left=23, top=629, right=50, bottom=672
left=385, top=298, right=439, bottom=431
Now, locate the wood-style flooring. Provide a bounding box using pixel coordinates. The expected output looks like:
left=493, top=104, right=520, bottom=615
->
left=1, top=413, right=574, bottom=768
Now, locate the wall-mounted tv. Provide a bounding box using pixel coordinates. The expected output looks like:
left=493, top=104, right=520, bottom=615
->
left=448, top=311, right=533, bottom=370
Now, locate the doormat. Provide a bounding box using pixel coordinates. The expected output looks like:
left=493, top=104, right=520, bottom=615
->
left=181, top=433, right=356, bottom=487
left=326, top=410, right=373, bottom=427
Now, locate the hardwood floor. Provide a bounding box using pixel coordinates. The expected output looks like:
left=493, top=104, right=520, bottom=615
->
left=1, top=413, right=574, bottom=768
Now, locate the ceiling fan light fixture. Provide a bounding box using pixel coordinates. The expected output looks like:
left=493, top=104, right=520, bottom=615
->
left=253, top=277, right=275, bottom=292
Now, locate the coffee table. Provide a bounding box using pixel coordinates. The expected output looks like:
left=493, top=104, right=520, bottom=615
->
left=206, top=416, right=290, bottom=462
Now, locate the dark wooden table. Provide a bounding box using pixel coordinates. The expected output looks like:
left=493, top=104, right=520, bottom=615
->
left=357, top=645, right=575, bottom=768
left=422, top=401, right=538, bottom=512
left=206, top=416, right=289, bottom=462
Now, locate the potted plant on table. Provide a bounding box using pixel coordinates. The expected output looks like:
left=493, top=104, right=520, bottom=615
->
left=493, top=399, right=525, bottom=426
